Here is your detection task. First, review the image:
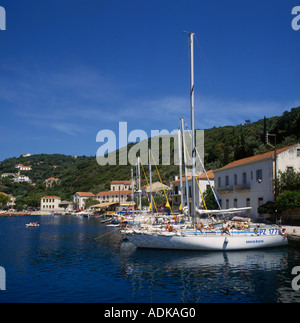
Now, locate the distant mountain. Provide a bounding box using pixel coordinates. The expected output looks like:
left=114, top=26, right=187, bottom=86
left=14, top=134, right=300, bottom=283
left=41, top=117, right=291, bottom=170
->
left=0, top=106, right=299, bottom=209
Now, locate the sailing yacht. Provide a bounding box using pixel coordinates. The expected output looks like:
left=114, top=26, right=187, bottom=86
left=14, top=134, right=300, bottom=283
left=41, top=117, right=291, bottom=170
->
left=123, top=33, right=288, bottom=251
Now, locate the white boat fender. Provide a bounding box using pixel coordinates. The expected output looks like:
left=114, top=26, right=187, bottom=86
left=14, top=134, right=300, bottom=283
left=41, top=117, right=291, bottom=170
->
left=224, top=237, right=229, bottom=244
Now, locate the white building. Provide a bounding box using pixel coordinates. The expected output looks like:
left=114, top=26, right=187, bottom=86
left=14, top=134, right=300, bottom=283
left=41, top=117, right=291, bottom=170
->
left=96, top=190, right=132, bottom=204
left=171, top=170, right=215, bottom=212
left=73, top=192, right=96, bottom=210
left=41, top=196, right=62, bottom=211
left=13, top=175, right=31, bottom=183
left=110, top=180, right=132, bottom=191
left=15, top=164, right=32, bottom=171
left=214, top=143, right=300, bottom=219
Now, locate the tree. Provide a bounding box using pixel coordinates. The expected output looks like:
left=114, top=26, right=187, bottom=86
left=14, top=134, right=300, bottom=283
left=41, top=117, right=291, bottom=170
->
left=84, top=198, right=99, bottom=209
left=202, top=186, right=218, bottom=210
left=275, top=190, right=300, bottom=212
left=0, top=193, right=10, bottom=209
left=277, top=169, right=300, bottom=193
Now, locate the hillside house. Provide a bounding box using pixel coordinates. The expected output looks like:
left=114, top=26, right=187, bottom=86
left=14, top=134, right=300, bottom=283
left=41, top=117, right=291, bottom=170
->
left=15, top=164, right=32, bottom=171
left=214, top=143, right=300, bottom=219
left=44, top=177, right=60, bottom=188
left=13, top=175, right=31, bottom=183
left=0, top=192, right=16, bottom=209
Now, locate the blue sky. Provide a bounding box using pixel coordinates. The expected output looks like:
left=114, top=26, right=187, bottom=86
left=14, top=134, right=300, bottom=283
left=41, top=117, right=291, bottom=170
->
left=0, top=0, right=299, bottom=160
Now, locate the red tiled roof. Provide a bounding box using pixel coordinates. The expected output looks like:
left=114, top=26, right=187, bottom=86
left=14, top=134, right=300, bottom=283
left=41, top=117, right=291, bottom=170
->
left=41, top=196, right=61, bottom=199
left=0, top=192, right=14, bottom=198
left=75, top=192, right=95, bottom=197
left=111, top=180, right=131, bottom=185
left=217, top=144, right=298, bottom=171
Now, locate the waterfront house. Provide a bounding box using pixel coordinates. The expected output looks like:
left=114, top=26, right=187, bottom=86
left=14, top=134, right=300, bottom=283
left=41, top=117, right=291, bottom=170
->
left=40, top=196, right=62, bottom=211
left=73, top=192, right=96, bottom=210
left=110, top=180, right=133, bottom=191
left=170, top=170, right=215, bottom=212
left=214, top=143, right=300, bottom=219
left=96, top=190, right=132, bottom=204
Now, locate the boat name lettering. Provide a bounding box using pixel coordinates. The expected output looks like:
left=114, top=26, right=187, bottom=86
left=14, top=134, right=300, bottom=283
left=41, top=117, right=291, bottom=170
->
left=246, top=240, right=264, bottom=244
left=259, top=228, right=280, bottom=235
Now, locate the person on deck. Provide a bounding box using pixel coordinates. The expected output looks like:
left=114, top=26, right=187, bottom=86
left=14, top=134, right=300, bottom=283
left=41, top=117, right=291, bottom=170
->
left=221, top=219, right=231, bottom=235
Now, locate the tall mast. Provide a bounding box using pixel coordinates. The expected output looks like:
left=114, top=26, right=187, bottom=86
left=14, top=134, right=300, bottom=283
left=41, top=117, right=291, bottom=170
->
left=180, top=117, right=190, bottom=221
left=137, top=156, right=141, bottom=214
left=131, top=168, right=134, bottom=218
left=189, top=32, right=196, bottom=227
left=149, top=149, right=153, bottom=213
left=177, top=128, right=184, bottom=213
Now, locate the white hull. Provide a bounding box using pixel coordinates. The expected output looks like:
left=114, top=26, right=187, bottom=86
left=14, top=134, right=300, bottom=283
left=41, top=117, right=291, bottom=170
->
left=125, top=231, right=288, bottom=251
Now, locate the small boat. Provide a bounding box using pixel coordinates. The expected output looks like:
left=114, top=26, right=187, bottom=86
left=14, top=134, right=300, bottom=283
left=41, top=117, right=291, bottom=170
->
left=26, top=222, right=40, bottom=227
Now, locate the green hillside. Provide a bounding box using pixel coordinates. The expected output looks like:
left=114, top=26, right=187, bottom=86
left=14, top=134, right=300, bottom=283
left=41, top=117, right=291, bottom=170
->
left=0, top=106, right=299, bottom=210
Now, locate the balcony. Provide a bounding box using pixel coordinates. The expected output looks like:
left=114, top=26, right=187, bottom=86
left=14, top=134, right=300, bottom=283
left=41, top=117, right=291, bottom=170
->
left=216, top=185, right=233, bottom=194
left=234, top=184, right=250, bottom=192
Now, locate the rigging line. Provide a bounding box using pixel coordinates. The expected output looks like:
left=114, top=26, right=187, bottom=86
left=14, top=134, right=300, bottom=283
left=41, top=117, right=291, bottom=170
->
left=94, top=227, right=119, bottom=240
left=150, top=150, right=172, bottom=213
left=181, top=127, right=208, bottom=211
left=183, top=121, right=221, bottom=210
left=140, top=159, right=158, bottom=212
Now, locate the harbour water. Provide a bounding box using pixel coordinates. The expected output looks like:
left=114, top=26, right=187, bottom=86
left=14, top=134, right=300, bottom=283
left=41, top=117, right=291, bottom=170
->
left=0, top=215, right=299, bottom=303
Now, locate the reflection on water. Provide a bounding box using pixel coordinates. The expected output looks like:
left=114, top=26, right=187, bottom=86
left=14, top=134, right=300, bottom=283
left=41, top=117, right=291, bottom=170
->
left=0, top=215, right=299, bottom=303
left=118, top=241, right=296, bottom=303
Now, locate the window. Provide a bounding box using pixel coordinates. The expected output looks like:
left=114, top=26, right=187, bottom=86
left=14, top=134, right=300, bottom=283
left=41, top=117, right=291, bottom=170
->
left=234, top=198, right=238, bottom=208
left=246, top=198, right=250, bottom=207
left=297, top=149, right=300, bottom=157
left=225, top=176, right=229, bottom=186
left=226, top=199, right=229, bottom=209
left=256, top=169, right=263, bottom=181
left=258, top=197, right=264, bottom=207
left=242, top=172, right=247, bottom=185
left=218, top=177, right=221, bottom=187
left=233, top=199, right=237, bottom=207
left=234, top=174, right=237, bottom=185
left=251, top=171, right=253, bottom=180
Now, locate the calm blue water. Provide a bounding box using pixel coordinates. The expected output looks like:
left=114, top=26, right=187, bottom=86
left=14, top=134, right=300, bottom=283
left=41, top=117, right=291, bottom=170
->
left=0, top=215, right=299, bottom=303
